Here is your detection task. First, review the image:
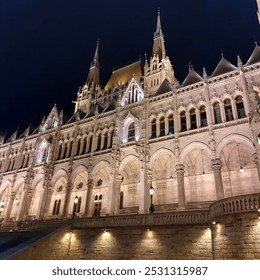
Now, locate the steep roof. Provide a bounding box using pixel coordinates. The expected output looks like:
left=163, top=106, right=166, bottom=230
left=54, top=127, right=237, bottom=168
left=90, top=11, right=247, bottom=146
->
left=211, top=56, right=237, bottom=77
left=246, top=44, right=260, bottom=66
left=103, top=98, right=116, bottom=113
left=152, top=78, right=173, bottom=96
left=180, top=69, right=203, bottom=88
left=67, top=110, right=86, bottom=124
left=104, top=60, right=143, bottom=91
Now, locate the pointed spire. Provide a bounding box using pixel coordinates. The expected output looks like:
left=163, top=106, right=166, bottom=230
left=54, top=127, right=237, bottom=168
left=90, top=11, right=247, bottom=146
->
left=91, top=39, right=99, bottom=68
left=86, top=40, right=100, bottom=87
left=237, top=55, right=243, bottom=68
left=155, top=8, right=163, bottom=37
left=203, top=67, right=207, bottom=79
left=152, top=9, right=166, bottom=60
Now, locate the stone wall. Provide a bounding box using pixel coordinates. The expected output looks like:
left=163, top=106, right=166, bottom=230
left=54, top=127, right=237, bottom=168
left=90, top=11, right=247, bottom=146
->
left=212, top=212, right=260, bottom=259
left=9, top=225, right=212, bottom=260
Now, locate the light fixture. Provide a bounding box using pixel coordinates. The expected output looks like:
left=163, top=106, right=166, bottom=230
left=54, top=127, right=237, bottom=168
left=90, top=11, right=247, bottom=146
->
left=257, top=133, right=260, bottom=144
left=258, top=209, right=260, bottom=213
left=169, top=176, right=173, bottom=181
left=202, top=171, right=206, bottom=177
left=137, top=180, right=140, bottom=185
left=212, top=221, right=216, bottom=225
left=149, top=186, right=155, bottom=213
left=237, top=143, right=244, bottom=173
left=72, top=196, right=79, bottom=219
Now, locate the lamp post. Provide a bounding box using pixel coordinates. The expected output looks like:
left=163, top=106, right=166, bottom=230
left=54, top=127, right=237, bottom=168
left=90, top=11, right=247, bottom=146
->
left=149, top=186, right=155, bottom=214
left=72, top=196, right=78, bottom=219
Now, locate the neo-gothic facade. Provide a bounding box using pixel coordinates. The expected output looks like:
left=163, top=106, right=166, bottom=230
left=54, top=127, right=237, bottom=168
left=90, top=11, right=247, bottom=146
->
left=1, top=11, right=260, bottom=224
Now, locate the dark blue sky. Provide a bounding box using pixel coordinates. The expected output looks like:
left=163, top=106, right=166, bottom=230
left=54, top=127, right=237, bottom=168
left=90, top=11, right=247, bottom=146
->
left=0, top=0, right=259, bottom=136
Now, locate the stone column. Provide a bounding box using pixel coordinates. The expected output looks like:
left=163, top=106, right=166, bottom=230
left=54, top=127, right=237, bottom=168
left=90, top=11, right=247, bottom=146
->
left=17, top=187, right=29, bottom=221
left=4, top=192, right=15, bottom=222
left=212, top=159, right=224, bottom=200
left=176, top=164, right=186, bottom=209
left=62, top=183, right=72, bottom=217
left=253, top=154, right=260, bottom=187
left=84, top=178, right=94, bottom=217
left=22, top=190, right=33, bottom=220
left=139, top=168, right=151, bottom=214
left=38, top=183, right=49, bottom=220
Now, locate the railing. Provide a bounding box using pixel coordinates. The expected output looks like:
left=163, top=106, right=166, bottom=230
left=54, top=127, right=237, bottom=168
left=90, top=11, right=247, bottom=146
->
left=210, top=193, right=260, bottom=219
left=0, top=209, right=210, bottom=232
left=72, top=209, right=210, bottom=229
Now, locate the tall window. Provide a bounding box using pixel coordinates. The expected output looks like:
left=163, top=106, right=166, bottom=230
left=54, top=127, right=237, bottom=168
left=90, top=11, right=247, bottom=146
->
left=151, top=119, right=156, bottom=138
left=190, top=108, right=197, bottom=130
left=159, top=116, right=165, bottom=136
left=96, top=134, right=101, bottom=151
left=108, top=130, right=114, bottom=148
left=180, top=111, right=187, bottom=132
left=224, top=99, right=233, bottom=122
left=128, top=122, right=135, bottom=142
left=94, top=194, right=102, bottom=216
left=200, top=105, right=207, bottom=127
left=52, top=199, right=61, bottom=215
left=213, top=102, right=221, bottom=124
left=168, top=114, right=174, bottom=135
left=102, top=132, right=108, bottom=150
left=236, top=96, right=245, bottom=119
left=87, top=135, right=93, bottom=154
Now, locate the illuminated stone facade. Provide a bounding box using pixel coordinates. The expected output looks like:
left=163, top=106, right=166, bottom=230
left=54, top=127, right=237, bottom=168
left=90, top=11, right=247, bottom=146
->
left=1, top=11, right=260, bottom=226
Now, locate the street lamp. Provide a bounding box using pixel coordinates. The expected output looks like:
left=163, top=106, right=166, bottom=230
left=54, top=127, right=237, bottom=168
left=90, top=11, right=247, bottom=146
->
left=149, top=186, right=155, bottom=214
left=72, top=196, right=78, bottom=219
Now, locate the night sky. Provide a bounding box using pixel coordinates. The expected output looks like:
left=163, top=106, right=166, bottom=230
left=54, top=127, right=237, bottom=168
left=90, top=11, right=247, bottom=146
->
left=0, top=0, right=259, bottom=136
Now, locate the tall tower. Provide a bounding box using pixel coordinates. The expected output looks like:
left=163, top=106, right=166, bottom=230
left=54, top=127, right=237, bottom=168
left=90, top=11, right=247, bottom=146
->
left=144, top=10, right=177, bottom=95
left=257, top=0, right=260, bottom=23
left=74, top=40, right=101, bottom=113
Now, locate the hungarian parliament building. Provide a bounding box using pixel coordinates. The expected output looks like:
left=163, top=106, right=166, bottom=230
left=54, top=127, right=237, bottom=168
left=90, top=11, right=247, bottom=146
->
left=1, top=10, right=260, bottom=225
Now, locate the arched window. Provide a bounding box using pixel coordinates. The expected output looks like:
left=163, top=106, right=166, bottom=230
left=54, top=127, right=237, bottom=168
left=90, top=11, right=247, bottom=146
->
left=180, top=111, right=187, bottom=132
left=168, top=114, right=174, bottom=135
left=108, top=130, right=114, bottom=148
left=224, top=99, right=233, bottom=122
left=96, top=134, right=101, bottom=151
left=94, top=194, right=102, bottom=216
left=76, top=197, right=81, bottom=213
left=87, top=135, right=93, bottom=154
left=151, top=119, right=156, bottom=138
left=128, top=122, right=135, bottom=142
left=102, top=132, right=108, bottom=150
left=200, top=105, right=207, bottom=127
left=236, top=96, right=245, bottom=119
left=36, top=142, right=49, bottom=164
left=213, top=102, right=221, bottom=124
left=190, top=108, right=197, bottom=130
left=159, top=116, right=165, bottom=136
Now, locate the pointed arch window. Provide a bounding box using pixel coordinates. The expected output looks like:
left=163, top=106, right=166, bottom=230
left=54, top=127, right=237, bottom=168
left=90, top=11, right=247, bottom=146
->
left=190, top=108, right=197, bottom=130
left=96, top=134, right=101, bottom=151
left=108, top=130, right=114, bottom=148
left=94, top=194, right=102, bottom=216
left=200, top=105, right=207, bottom=127
left=128, top=122, right=135, bottom=142
left=36, top=142, right=50, bottom=164
left=102, top=132, right=108, bottom=150
left=159, top=116, right=165, bottom=136
left=168, top=114, right=174, bottom=135
left=180, top=111, right=187, bottom=132
left=224, top=99, right=233, bottom=122
left=236, top=96, right=245, bottom=119
left=87, top=135, right=93, bottom=154
left=151, top=119, right=157, bottom=138
left=213, top=102, right=222, bottom=124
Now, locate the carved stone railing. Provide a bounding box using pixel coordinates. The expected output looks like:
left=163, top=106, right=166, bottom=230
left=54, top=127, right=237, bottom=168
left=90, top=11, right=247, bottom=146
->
left=0, top=209, right=210, bottom=232
left=210, top=193, right=260, bottom=220
left=72, top=209, right=210, bottom=229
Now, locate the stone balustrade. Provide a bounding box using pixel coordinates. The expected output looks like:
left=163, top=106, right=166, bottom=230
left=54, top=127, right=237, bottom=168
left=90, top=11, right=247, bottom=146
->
left=73, top=209, right=210, bottom=229
left=210, top=193, right=260, bottom=219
